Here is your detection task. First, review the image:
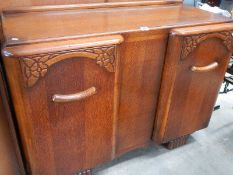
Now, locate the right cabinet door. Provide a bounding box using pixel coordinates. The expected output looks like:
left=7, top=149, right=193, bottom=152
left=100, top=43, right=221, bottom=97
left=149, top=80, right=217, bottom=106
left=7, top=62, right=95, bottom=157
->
left=154, top=24, right=233, bottom=144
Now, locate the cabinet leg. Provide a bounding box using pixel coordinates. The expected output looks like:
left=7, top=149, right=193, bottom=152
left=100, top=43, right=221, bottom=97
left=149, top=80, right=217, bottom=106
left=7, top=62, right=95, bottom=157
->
left=75, top=169, right=92, bottom=175
left=163, top=135, right=190, bottom=150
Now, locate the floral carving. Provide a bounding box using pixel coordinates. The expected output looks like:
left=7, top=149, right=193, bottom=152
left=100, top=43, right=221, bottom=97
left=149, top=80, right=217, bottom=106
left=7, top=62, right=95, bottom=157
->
left=86, top=46, right=115, bottom=72
left=222, top=31, right=233, bottom=51
left=181, top=31, right=233, bottom=59
left=20, top=46, right=117, bottom=87
left=181, top=34, right=205, bottom=59
left=21, top=55, right=50, bottom=87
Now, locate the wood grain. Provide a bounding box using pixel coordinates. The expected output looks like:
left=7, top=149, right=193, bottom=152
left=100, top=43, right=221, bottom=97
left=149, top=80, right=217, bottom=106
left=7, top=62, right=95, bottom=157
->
left=0, top=0, right=105, bottom=11
left=1, top=5, right=232, bottom=46
left=3, top=35, right=124, bottom=55
left=2, top=1, right=182, bottom=14
left=19, top=45, right=118, bottom=87
left=0, top=92, right=21, bottom=175
left=153, top=24, right=233, bottom=144
left=116, top=30, right=167, bottom=155
left=0, top=65, right=25, bottom=175
left=3, top=46, right=119, bottom=174
left=2, top=2, right=233, bottom=174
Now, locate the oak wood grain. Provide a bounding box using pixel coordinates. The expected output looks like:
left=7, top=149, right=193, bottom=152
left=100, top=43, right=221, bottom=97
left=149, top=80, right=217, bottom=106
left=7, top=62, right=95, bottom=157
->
left=3, top=47, right=119, bottom=174
left=2, top=35, right=122, bottom=174
left=116, top=30, right=167, bottom=155
left=3, top=35, right=124, bottom=56
left=0, top=91, right=21, bottom=175
left=2, top=1, right=182, bottom=14
left=172, top=23, right=233, bottom=35
left=0, top=65, right=25, bottom=175
left=153, top=23, right=233, bottom=144
left=1, top=5, right=232, bottom=46
left=1, top=2, right=233, bottom=174
left=0, top=0, right=105, bottom=11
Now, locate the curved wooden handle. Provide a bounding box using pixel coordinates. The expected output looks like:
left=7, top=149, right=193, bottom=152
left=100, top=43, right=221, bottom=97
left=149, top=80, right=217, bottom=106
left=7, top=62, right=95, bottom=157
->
left=52, top=87, right=97, bottom=102
left=191, top=62, right=219, bottom=72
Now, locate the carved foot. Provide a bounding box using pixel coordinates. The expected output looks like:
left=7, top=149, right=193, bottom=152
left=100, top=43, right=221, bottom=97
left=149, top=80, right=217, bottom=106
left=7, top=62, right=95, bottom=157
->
left=75, top=169, right=92, bottom=175
left=163, top=135, right=190, bottom=150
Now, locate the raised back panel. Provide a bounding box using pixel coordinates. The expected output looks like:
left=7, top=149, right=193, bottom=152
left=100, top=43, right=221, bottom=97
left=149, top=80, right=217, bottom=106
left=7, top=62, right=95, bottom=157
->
left=0, top=0, right=183, bottom=12
left=0, top=0, right=104, bottom=11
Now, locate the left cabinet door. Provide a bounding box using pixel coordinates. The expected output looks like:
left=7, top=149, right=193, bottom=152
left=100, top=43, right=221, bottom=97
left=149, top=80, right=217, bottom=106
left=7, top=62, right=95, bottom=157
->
left=2, top=36, right=123, bottom=175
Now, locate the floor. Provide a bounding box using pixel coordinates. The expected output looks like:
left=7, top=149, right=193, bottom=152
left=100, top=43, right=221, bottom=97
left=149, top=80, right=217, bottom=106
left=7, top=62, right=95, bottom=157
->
left=94, top=83, right=233, bottom=175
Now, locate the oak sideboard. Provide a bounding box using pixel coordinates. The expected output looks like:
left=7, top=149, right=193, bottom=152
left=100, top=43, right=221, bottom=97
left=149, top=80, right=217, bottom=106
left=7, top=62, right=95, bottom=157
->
left=0, top=1, right=233, bottom=174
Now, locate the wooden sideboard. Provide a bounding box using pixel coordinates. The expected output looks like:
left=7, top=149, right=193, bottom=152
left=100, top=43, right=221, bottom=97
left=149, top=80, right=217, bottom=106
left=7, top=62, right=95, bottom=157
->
left=0, top=1, right=232, bottom=174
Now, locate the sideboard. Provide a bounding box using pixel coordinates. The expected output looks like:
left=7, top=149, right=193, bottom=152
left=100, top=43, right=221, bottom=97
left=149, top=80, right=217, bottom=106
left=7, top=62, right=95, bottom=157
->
left=0, top=1, right=232, bottom=174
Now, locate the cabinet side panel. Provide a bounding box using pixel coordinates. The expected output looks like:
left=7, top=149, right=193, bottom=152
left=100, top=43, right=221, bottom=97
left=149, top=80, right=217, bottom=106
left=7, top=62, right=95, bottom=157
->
left=0, top=64, right=24, bottom=175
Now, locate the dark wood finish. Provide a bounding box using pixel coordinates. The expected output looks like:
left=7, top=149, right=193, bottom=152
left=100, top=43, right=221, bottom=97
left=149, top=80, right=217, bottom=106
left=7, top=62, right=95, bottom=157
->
left=163, top=135, right=190, bottom=150
left=153, top=24, right=233, bottom=144
left=0, top=93, right=20, bottom=175
left=0, top=65, right=25, bottom=175
left=1, top=2, right=233, bottom=175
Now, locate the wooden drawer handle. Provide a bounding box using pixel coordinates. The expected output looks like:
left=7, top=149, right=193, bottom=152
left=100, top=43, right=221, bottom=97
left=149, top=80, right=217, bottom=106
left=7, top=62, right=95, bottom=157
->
left=191, top=62, right=219, bottom=72
left=52, top=87, right=97, bottom=103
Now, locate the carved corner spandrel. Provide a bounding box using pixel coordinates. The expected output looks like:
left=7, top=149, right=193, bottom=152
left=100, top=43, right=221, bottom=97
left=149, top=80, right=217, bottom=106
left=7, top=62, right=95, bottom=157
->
left=181, top=31, right=233, bottom=60
left=19, top=45, right=117, bottom=87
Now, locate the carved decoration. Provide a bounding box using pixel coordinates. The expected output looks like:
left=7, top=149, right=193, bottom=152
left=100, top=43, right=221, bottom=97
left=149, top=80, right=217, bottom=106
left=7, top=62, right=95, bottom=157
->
left=181, top=31, right=233, bottom=59
left=20, top=46, right=116, bottom=87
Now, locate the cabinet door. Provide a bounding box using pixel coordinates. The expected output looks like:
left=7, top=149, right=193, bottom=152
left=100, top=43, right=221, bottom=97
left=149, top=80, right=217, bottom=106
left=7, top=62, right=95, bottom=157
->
left=3, top=36, right=123, bottom=175
left=154, top=24, right=233, bottom=144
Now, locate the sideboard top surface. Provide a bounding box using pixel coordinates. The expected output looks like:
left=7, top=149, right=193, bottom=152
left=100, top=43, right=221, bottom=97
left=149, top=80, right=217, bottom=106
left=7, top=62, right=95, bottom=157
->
left=1, top=4, right=232, bottom=46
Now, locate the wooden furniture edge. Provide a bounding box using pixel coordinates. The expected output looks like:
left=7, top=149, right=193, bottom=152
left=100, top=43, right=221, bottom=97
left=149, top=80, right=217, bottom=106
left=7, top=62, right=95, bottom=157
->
left=0, top=63, right=26, bottom=175
left=171, top=23, right=233, bottom=35
left=2, top=0, right=182, bottom=14
left=2, top=34, right=123, bottom=87
left=3, top=21, right=233, bottom=47
left=2, top=35, right=124, bottom=57
left=152, top=33, right=181, bottom=144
